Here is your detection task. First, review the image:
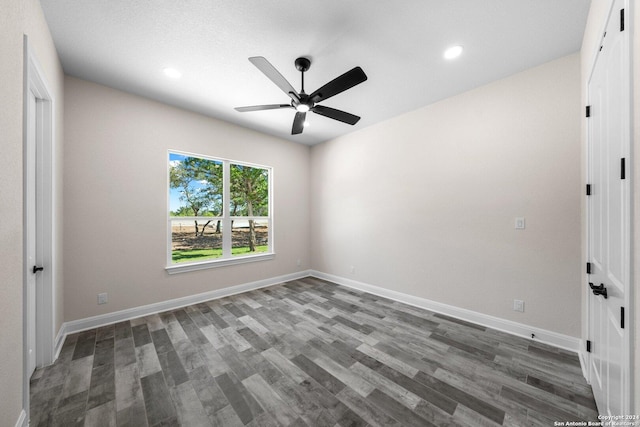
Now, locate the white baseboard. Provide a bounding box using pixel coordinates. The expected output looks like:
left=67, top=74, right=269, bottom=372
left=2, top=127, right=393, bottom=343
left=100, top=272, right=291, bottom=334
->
left=578, top=348, right=590, bottom=384
left=14, top=409, right=27, bottom=427
left=57, top=270, right=312, bottom=342
left=310, top=270, right=583, bottom=355
left=53, top=325, right=66, bottom=361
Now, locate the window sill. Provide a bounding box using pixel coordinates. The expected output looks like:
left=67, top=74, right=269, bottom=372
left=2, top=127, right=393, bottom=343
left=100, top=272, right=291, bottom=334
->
left=165, top=253, right=275, bottom=275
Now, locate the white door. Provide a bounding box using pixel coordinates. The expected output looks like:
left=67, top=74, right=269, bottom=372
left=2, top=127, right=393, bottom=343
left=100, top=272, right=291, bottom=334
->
left=26, top=89, right=39, bottom=378
left=587, top=0, right=630, bottom=416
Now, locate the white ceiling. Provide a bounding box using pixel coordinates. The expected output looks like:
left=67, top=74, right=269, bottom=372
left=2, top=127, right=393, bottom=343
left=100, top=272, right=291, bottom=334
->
left=40, top=0, right=591, bottom=145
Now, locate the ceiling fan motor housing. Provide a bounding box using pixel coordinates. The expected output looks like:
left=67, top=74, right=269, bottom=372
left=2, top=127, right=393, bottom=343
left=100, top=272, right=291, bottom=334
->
left=294, top=94, right=313, bottom=112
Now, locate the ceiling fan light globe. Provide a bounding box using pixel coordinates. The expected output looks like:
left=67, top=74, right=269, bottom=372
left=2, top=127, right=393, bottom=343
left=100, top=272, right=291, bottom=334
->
left=296, top=103, right=310, bottom=113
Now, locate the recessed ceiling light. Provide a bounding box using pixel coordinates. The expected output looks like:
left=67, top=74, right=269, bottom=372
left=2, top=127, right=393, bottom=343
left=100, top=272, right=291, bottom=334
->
left=444, top=45, right=463, bottom=60
left=163, top=67, right=182, bottom=79
left=303, top=121, right=310, bottom=127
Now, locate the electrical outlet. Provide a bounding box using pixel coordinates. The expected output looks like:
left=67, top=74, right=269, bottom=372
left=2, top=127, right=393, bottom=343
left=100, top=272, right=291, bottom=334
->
left=513, top=299, right=524, bottom=312
left=98, top=293, right=108, bottom=305
left=515, top=217, right=526, bottom=229
left=296, top=258, right=301, bottom=267
left=349, top=265, right=355, bottom=275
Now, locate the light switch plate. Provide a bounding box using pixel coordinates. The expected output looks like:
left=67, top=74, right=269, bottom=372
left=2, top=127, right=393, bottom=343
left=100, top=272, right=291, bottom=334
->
left=98, top=293, right=108, bottom=305
left=513, top=299, right=524, bottom=312
left=515, top=217, right=525, bottom=229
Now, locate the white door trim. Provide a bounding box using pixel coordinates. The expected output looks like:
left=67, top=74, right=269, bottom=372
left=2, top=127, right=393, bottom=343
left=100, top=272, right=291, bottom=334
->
left=584, top=0, right=633, bottom=414
left=22, top=35, right=56, bottom=424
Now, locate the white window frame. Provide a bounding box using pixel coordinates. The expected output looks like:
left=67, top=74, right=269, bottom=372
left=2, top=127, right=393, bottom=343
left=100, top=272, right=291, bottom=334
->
left=165, top=150, right=274, bottom=274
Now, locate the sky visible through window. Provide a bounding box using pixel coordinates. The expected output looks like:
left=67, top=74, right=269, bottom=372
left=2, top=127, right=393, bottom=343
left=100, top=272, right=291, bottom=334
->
left=169, top=152, right=219, bottom=215
left=168, top=152, right=186, bottom=213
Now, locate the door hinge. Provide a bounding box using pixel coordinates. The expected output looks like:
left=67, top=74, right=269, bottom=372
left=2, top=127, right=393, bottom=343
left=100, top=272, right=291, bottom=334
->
left=586, top=105, right=591, bottom=117
left=586, top=340, right=592, bottom=353
left=586, top=184, right=592, bottom=195
left=621, top=307, right=625, bottom=329
left=587, top=262, right=592, bottom=274
left=621, top=158, right=626, bottom=179
left=620, top=9, right=625, bottom=31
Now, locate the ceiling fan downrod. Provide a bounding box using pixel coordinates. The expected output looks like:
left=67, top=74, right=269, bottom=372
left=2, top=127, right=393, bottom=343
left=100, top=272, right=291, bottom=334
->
left=295, top=57, right=311, bottom=94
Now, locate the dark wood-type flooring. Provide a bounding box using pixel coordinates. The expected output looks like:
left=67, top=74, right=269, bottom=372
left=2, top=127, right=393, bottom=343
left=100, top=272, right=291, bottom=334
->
left=30, top=276, right=598, bottom=426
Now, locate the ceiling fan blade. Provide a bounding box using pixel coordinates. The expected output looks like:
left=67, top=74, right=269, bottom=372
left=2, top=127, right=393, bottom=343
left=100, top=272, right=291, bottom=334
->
left=292, top=112, right=306, bottom=135
left=235, top=104, right=292, bottom=112
left=311, top=105, right=361, bottom=125
left=309, top=66, right=367, bottom=103
left=249, top=56, right=300, bottom=103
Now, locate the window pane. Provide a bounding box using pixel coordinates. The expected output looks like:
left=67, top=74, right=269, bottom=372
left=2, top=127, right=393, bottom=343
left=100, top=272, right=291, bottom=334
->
left=171, top=219, right=223, bottom=263
left=230, top=164, right=269, bottom=217
left=232, top=219, right=268, bottom=256
left=169, top=153, right=223, bottom=217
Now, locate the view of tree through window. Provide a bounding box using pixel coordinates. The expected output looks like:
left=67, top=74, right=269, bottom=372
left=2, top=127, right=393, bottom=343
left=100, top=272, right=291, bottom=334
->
left=230, top=164, right=269, bottom=255
left=169, top=152, right=271, bottom=265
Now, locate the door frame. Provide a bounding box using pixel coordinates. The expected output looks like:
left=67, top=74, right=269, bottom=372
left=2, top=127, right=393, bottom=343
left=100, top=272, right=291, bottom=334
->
left=584, top=0, right=633, bottom=414
left=22, top=35, right=56, bottom=421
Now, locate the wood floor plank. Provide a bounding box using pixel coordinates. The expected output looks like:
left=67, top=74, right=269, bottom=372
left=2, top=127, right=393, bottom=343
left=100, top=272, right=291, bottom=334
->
left=356, top=343, right=419, bottom=377
left=243, top=373, right=301, bottom=426
left=237, top=348, right=283, bottom=385
left=375, top=363, right=458, bottom=415
left=84, top=400, right=116, bottom=427
left=114, top=322, right=133, bottom=341
left=151, top=328, right=176, bottom=355
left=335, top=386, right=402, bottom=427
left=238, top=314, right=271, bottom=336
left=217, top=344, right=257, bottom=381
left=311, top=353, right=375, bottom=397
left=367, top=388, right=437, bottom=427
left=173, top=338, right=207, bottom=372
left=350, top=361, right=422, bottom=409
left=135, top=343, right=162, bottom=378
left=211, top=404, right=244, bottom=427
left=115, top=337, right=136, bottom=369
left=158, top=350, right=189, bottom=387
left=236, top=326, right=271, bottom=352
left=61, top=355, right=93, bottom=398
left=168, top=382, right=210, bottom=427
left=31, top=277, right=598, bottom=426
left=215, top=371, right=263, bottom=424
left=291, top=354, right=346, bottom=395
left=53, top=390, right=88, bottom=427
left=116, top=399, right=148, bottom=427
left=261, top=348, right=309, bottom=385
left=115, top=362, right=143, bottom=412
left=132, top=324, right=152, bottom=348
left=271, top=375, right=336, bottom=427
left=87, top=363, right=116, bottom=410
left=140, top=371, right=176, bottom=426
left=188, top=366, right=230, bottom=419
left=72, top=330, right=97, bottom=360
left=196, top=342, right=230, bottom=377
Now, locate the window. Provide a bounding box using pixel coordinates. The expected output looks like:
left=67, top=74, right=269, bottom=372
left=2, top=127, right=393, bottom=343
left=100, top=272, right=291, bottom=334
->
left=167, top=151, right=272, bottom=272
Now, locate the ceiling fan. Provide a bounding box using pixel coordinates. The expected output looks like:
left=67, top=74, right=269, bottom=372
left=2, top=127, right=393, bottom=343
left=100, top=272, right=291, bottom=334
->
left=235, top=56, right=367, bottom=135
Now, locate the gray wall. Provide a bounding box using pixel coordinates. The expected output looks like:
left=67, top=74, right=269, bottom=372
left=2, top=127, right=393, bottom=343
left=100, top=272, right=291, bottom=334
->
left=63, top=76, right=310, bottom=321
left=310, top=54, right=582, bottom=337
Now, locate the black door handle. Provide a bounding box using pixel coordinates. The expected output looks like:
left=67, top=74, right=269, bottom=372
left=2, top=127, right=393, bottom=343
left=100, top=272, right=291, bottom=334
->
left=32, top=266, right=44, bottom=274
left=589, top=282, right=608, bottom=299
